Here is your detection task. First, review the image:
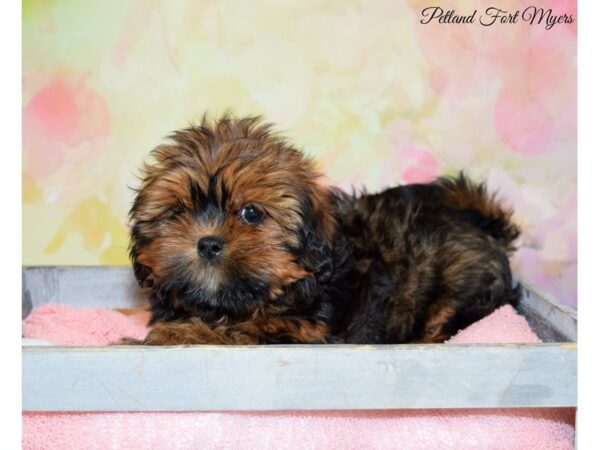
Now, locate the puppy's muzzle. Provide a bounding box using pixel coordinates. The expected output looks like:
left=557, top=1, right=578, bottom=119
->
left=198, top=236, right=226, bottom=261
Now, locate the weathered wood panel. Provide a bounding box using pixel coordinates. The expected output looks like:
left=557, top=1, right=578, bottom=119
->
left=22, top=343, right=576, bottom=411
left=22, top=266, right=148, bottom=310
left=519, top=281, right=577, bottom=342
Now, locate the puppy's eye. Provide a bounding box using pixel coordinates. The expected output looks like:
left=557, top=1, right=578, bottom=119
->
left=239, top=204, right=263, bottom=225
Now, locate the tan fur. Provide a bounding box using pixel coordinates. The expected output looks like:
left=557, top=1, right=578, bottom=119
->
left=141, top=315, right=328, bottom=345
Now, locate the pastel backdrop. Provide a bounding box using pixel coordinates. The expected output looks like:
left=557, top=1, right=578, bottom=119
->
left=22, top=0, right=577, bottom=307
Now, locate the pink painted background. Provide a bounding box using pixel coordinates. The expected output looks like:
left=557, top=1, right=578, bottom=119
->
left=22, top=0, right=577, bottom=307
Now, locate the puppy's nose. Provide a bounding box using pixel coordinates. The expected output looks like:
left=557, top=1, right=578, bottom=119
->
left=198, top=236, right=226, bottom=261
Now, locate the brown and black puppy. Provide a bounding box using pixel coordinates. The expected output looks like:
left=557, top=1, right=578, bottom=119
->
left=128, top=115, right=520, bottom=345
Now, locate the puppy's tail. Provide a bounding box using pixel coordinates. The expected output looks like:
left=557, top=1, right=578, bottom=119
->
left=433, top=172, right=520, bottom=253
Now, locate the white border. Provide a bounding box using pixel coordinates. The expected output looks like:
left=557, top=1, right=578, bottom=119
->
left=578, top=0, right=598, bottom=447
left=2, top=0, right=22, bottom=448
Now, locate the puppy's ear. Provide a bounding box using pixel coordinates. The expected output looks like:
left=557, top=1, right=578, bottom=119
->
left=298, top=185, right=336, bottom=283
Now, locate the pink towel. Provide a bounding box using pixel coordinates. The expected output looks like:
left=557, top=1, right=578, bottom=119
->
left=22, top=304, right=574, bottom=450
left=446, top=304, right=543, bottom=344
left=22, top=303, right=150, bottom=346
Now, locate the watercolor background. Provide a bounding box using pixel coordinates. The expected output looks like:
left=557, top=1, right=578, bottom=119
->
left=22, top=0, right=577, bottom=307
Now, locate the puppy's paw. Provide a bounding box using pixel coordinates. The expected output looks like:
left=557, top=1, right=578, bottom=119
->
left=140, top=319, right=228, bottom=345
left=115, top=336, right=145, bottom=345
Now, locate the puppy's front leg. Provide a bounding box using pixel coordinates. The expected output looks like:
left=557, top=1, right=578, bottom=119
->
left=138, top=316, right=329, bottom=345
left=214, top=316, right=329, bottom=344
left=141, top=319, right=229, bottom=345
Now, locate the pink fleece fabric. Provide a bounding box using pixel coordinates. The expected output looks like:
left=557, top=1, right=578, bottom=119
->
left=22, top=303, right=150, bottom=345
left=22, top=304, right=574, bottom=450
left=446, top=304, right=543, bottom=344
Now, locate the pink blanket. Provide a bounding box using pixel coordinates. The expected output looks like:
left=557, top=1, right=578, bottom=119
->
left=22, top=304, right=575, bottom=450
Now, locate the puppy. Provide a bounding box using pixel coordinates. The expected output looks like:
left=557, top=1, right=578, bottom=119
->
left=128, top=115, right=520, bottom=345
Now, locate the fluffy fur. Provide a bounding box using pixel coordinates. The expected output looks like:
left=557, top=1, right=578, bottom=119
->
left=128, top=115, right=521, bottom=345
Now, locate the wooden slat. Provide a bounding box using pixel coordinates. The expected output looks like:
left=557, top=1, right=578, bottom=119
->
left=519, top=281, right=577, bottom=342
left=22, top=343, right=576, bottom=411
left=22, top=266, right=148, bottom=310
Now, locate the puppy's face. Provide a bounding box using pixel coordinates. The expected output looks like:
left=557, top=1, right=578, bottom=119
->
left=130, top=117, right=335, bottom=322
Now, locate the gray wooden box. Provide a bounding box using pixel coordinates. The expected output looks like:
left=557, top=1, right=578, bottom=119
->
left=22, top=266, right=577, bottom=412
